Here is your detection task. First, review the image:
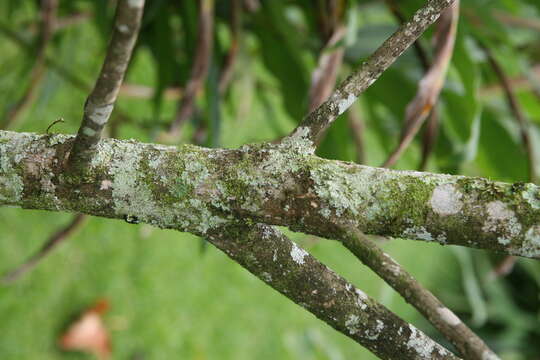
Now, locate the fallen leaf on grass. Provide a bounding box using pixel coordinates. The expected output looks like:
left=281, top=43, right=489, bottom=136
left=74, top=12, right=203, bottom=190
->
left=59, top=299, right=111, bottom=359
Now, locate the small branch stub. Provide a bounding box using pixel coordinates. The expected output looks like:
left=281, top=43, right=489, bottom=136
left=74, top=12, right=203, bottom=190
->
left=67, top=0, right=145, bottom=173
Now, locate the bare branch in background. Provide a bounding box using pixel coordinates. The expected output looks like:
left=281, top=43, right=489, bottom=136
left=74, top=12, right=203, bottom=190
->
left=167, top=0, right=214, bottom=138
left=219, top=0, right=241, bottom=94
left=492, top=10, right=540, bottom=32
left=1, top=0, right=58, bottom=130
left=483, top=46, right=538, bottom=184
left=119, top=83, right=182, bottom=100
left=490, top=254, right=519, bottom=278
left=67, top=0, right=145, bottom=173
left=308, top=26, right=346, bottom=112
left=419, top=108, right=440, bottom=170
left=2, top=214, right=88, bottom=284
left=242, top=0, right=260, bottom=13
left=480, top=64, right=540, bottom=96
left=348, top=104, right=366, bottom=164
left=340, top=228, right=499, bottom=360
left=384, top=0, right=441, bottom=171
left=383, top=1, right=459, bottom=168
left=286, top=0, right=456, bottom=147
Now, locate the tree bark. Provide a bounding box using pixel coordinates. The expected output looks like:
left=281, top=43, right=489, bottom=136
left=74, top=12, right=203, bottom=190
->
left=2, top=130, right=539, bottom=259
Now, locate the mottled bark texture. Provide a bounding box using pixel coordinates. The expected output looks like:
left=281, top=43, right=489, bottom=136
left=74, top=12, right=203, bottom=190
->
left=67, top=0, right=144, bottom=174
left=340, top=229, right=498, bottom=360
left=289, top=0, right=456, bottom=145
left=208, top=223, right=459, bottom=360
left=2, top=130, right=540, bottom=260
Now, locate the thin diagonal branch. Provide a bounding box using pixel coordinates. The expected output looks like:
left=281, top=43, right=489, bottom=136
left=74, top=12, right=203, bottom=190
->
left=168, top=0, right=214, bottom=137
left=482, top=46, right=538, bottom=184
left=1, top=0, right=58, bottom=130
left=348, top=104, right=366, bottom=164
left=207, top=223, right=460, bottom=360
left=219, top=0, right=241, bottom=94
left=67, top=0, right=145, bottom=173
left=383, top=1, right=459, bottom=168
left=286, top=0, right=456, bottom=147
left=308, top=26, right=346, bottom=112
left=2, top=214, right=88, bottom=284
left=340, top=228, right=499, bottom=360
left=482, top=45, right=539, bottom=277
left=419, top=108, right=440, bottom=170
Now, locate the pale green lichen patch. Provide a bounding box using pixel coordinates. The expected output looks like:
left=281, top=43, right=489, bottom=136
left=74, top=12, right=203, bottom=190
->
left=345, top=314, right=361, bottom=335
left=0, top=144, right=24, bottom=204
left=517, top=225, right=540, bottom=258
left=430, top=183, right=462, bottom=216
left=406, top=324, right=447, bottom=358
left=482, top=201, right=522, bottom=243
left=364, top=319, right=384, bottom=340
left=281, top=126, right=314, bottom=155
left=522, top=183, right=540, bottom=210
left=402, top=226, right=434, bottom=241
left=290, top=242, right=308, bottom=265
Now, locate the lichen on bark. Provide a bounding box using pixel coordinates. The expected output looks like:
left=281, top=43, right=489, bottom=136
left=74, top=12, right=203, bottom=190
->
left=2, top=130, right=540, bottom=259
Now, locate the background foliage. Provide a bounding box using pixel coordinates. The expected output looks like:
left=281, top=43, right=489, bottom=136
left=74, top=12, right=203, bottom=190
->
left=1, top=0, right=540, bottom=359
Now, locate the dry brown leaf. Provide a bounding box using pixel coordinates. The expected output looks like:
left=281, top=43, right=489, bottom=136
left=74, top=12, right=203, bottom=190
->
left=383, top=0, right=460, bottom=168
left=59, top=299, right=111, bottom=359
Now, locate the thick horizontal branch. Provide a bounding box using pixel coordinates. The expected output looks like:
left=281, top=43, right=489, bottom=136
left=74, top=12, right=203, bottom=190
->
left=208, top=223, right=459, bottom=360
left=1, top=130, right=540, bottom=259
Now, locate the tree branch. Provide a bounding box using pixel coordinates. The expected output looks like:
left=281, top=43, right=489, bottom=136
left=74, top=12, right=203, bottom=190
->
left=382, top=1, right=459, bottom=168
left=286, top=0, right=456, bottom=147
left=1, top=214, right=88, bottom=283
left=67, top=0, right=144, bottom=173
left=340, top=228, right=498, bottom=360
left=2, top=130, right=540, bottom=259
left=206, top=223, right=460, bottom=360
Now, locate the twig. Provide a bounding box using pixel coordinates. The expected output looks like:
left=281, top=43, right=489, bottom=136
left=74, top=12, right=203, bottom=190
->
left=46, top=117, right=65, bottom=134
left=308, top=26, right=346, bottom=112
left=1, top=0, right=58, bottom=130
left=482, top=46, right=538, bottom=184
left=2, top=214, right=88, bottom=284
left=286, top=0, right=457, bottom=147
left=340, top=228, right=499, bottom=360
left=119, top=83, right=182, bottom=100
left=419, top=108, right=440, bottom=170
left=242, top=0, right=260, bottom=13
left=493, top=10, right=540, bottom=32
left=67, top=0, right=145, bottom=172
left=168, top=0, right=214, bottom=137
left=347, top=104, right=366, bottom=164
left=480, top=64, right=540, bottom=96
left=218, top=0, right=241, bottom=94
left=382, top=1, right=459, bottom=168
